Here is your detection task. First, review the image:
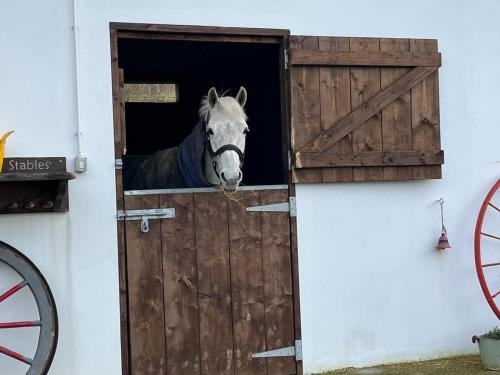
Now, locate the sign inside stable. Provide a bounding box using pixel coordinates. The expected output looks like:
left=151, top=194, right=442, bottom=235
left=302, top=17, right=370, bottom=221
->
left=1, top=158, right=66, bottom=173
left=124, top=83, right=178, bottom=103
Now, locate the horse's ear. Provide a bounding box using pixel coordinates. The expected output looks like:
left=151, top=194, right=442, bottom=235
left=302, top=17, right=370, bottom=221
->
left=236, top=86, right=247, bottom=108
left=208, top=87, right=219, bottom=108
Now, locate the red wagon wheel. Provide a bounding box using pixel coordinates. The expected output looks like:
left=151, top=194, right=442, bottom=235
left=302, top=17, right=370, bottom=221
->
left=475, top=179, right=500, bottom=319
left=0, top=241, right=58, bottom=375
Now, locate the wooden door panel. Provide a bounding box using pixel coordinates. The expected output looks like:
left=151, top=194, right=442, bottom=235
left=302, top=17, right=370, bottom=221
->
left=290, top=35, right=443, bottom=182
left=290, top=36, right=323, bottom=183
left=228, top=191, right=267, bottom=375
left=380, top=38, right=412, bottom=180
left=318, top=36, right=353, bottom=182
left=160, top=193, right=201, bottom=375
left=260, top=190, right=296, bottom=374
left=349, top=37, right=383, bottom=181
left=125, top=194, right=167, bottom=375
left=124, top=189, right=298, bottom=375
left=195, top=193, right=235, bottom=375
left=410, top=39, right=441, bottom=179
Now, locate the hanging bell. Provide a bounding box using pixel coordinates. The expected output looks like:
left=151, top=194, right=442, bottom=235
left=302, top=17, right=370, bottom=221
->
left=437, top=231, right=451, bottom=250
left=436, top=198, right=451, bottom=250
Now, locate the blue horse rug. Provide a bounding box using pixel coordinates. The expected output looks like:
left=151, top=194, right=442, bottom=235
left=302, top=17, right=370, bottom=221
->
left=123, top=120, right=208, bottom=190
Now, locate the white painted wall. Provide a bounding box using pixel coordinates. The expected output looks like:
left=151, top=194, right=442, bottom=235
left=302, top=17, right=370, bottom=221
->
left=0, top=0, right=499, bottom=374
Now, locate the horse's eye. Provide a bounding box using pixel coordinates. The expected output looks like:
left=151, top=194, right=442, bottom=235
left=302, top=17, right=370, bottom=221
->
left=206, top=128, right=214, bottom=135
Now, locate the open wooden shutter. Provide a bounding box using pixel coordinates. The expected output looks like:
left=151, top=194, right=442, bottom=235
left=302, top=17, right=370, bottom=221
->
left=289, top=36, right=443, bottom=183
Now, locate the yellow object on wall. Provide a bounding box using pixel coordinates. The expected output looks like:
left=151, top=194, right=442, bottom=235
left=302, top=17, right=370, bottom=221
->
left=0, top=131, right=14, bottom=173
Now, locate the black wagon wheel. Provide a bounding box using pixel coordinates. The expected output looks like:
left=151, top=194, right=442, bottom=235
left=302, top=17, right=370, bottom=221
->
left=0, top=241, right=58, bottom=375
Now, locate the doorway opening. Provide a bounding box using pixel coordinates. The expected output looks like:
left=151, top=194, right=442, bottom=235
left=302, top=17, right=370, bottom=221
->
left=117, top=36, right=288, bottom=189
left=110, top=25, right=301, bottom=375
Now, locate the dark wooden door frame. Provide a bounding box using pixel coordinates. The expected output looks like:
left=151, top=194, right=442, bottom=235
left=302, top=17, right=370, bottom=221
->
left=109, top=22, right=302, bottom=375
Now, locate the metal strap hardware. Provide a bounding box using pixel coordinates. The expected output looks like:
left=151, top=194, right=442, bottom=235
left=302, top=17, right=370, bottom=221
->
left=115, top=159, right=123, bottom=170
left=246, top=197, right=296, bottom=217
left=117, top=208, right=175, bottom=233
left=284, top=48, right=289, bottom=70
left=252, top=340, right=302, bottom=361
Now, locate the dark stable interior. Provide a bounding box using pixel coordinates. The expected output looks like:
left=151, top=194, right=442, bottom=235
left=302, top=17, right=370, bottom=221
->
left=118, top=38, right=285, bottom=189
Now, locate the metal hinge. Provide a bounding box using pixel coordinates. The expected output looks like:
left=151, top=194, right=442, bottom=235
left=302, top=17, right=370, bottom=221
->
left=117, top=208, right=175, bottom=233
left=288, top=150, right=292, bottom=171
left=252, top=340, right=302, bottom=361
left=246, top=197, right=296, bottom=217
left=115, top=159, right=123, bottom=170
left=284, top=48, right=289, bottom=70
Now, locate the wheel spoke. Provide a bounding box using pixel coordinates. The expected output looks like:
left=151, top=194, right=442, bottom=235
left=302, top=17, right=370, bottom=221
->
left=0, top=320, right=41, bottom=329
left=0, top=243, right=58, bottom=374
left=0, top=345, right=33, bottom=365
left=0, top=280, right=27, bottom=303
left=482, top=232, right=500, bottom=241
left=482, top=262, right=500, bottom=268
left=493, top=290, right=500, bottom=299
left=489, top=202, right=500, bottom=213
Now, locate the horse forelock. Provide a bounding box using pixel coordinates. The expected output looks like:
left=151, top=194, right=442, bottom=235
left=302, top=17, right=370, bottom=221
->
left=199, top=95, right=247, bottom=122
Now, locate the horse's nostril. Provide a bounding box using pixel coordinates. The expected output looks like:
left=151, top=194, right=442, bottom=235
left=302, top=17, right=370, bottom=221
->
left=220, top=171, right=227, bottom=183
left=238, top=171, right=243, bottom=181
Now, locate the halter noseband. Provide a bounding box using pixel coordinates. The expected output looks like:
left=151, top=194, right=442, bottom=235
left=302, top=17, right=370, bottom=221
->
left=202, top=115, right=245, bottom=185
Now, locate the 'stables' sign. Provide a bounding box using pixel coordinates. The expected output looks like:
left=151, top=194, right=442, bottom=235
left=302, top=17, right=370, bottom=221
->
left=1, top=158, right=66, bottom=174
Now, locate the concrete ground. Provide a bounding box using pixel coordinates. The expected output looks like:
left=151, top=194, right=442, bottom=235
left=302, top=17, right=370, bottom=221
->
left=319, top=355, right=492, bottom=374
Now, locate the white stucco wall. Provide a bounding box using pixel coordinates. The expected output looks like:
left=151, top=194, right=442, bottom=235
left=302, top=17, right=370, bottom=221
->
left=0, top=0, right=499, bottom=374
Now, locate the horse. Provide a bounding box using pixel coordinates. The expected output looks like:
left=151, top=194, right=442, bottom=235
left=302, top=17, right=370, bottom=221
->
left=124, top=87, right=249, bottom=193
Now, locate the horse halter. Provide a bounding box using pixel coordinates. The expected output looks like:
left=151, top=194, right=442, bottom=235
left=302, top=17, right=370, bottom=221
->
left=202, top=116, right=245, bottom=184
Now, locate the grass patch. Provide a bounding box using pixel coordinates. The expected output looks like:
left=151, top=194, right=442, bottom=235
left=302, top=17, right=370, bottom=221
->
left=317, top=355, right=488, bottom=374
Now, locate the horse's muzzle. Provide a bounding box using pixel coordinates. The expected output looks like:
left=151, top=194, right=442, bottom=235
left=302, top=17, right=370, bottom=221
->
left=220, top=169, right=243, bottom=185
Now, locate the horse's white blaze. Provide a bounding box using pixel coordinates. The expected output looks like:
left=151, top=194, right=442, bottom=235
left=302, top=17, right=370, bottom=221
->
left=200, top=87, right=249, bottom=192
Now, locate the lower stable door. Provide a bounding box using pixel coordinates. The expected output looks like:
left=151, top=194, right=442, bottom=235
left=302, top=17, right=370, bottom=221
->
left=123, top=187, right=300, bottom=375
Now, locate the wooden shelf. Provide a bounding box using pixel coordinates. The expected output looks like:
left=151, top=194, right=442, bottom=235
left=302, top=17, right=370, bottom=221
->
left=0, top=172, right=75, bottom=182
left=0, top=157, right=75, bottom=214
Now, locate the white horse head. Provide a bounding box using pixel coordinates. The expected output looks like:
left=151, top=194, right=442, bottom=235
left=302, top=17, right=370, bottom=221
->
left=199, top=87, right=249, bottom=192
